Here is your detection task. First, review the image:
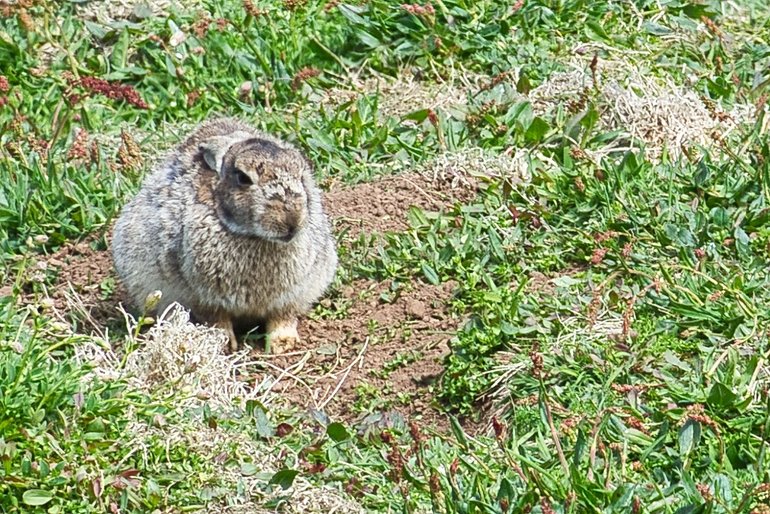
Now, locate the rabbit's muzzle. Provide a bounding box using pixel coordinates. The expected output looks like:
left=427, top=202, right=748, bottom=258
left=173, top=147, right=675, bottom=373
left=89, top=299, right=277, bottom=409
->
left=278, top=211, right=302, bottom=242
left=262, top=201, right=307, bottom=243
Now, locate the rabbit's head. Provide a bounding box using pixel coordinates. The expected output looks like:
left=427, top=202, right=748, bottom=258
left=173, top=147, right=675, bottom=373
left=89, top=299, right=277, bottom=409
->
left=200, top=132, right=310, bottom=243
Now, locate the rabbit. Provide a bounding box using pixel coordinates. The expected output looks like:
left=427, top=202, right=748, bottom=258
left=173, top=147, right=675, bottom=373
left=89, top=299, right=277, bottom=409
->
left=111, top=117, right=338, bottom=354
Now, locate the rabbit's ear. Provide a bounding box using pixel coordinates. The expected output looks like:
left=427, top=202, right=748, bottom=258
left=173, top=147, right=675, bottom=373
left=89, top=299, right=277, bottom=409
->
left=199, top=131, right=251, bottom=174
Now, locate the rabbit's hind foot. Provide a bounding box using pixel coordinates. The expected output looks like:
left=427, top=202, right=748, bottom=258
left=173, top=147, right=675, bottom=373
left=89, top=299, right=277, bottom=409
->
left=266, top=318, right=299, bottom=354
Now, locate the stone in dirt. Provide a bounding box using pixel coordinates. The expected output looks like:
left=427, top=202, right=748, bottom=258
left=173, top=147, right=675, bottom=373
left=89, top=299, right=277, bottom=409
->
left=404, top=298, right=427, bottom=320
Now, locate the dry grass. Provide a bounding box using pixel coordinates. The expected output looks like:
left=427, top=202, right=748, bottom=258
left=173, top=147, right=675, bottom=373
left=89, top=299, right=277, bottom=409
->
left=123, top=419, right=365, bottom=513
left=530, top=58, right=751, bottom=161
left=75, top=0, right=202, bottom=21
left=315, top=55, right=751, bottom=163
left=75, top=304, right=263, bottom=409
left=317, top=67, right=484, bottom=118
left=419, top=146, right=541, bottom=190
left=70, top=302, right=364, bottom=512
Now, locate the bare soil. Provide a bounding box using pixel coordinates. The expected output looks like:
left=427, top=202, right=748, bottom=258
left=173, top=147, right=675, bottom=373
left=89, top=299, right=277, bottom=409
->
left=324, top=172, right=477, bottom=240
left=258, top=278, right=461, bottom=429
left=28, top=171, right=477, bottom=430
left=18, top=237, right=130, bottom=332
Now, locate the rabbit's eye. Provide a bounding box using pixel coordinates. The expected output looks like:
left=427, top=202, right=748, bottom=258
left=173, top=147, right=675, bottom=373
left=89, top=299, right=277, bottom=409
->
left=234, top=169, right=253, bottom=187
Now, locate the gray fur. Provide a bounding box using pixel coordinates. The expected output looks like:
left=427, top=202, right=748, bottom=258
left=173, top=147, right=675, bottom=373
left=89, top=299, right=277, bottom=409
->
left=111, top=117, right=338, bottom=353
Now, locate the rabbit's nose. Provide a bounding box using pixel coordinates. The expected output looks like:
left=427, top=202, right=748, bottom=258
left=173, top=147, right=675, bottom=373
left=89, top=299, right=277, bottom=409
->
left=279, top=227, right=297, bottom=242
left=285, top=210, right=298, bottom=226
left=280, top=210, right=302, bottom=240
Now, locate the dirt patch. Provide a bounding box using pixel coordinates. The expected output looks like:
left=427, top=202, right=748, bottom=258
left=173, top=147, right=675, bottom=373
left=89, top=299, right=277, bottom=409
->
left=31, top=169, right=479, bottom=430
left=254, top=278, right=461, bottom=431
left=325, top=171, right=477, bottom=240
left=36, top=169, right=476, bottom=330
left=16, top=236, right=128, bottom=334
left=523, top=271, right=557, bottom=297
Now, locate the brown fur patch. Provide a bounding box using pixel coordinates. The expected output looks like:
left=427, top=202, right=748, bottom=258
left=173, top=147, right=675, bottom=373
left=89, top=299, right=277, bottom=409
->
left=193, top=168, right=217, bottom=205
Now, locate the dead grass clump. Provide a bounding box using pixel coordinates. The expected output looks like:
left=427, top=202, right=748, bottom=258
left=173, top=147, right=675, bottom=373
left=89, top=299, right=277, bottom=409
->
left=75, top=0, right=201, bottom=21
left=72, top=302, right=365, bottom=511
left=318, top=68, right=485, bottom=118
left=76, top=304, right=265, bottom=409
left=530, top=60, right=750, bottom=161
left=204, top=488, right=365, bottom=514
left=122, top=420, right=365, bottom=514
left=123, top=305, right=260, bottom=406
left=530, top=68, right=594, bottom=112
left=602, top=79, right=747, bottom=160
left=419, top=146, right=542, bottom=190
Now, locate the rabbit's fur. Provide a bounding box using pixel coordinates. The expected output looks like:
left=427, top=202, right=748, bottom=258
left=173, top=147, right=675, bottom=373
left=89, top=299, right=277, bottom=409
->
left=112, top=117, right=337, bottom=353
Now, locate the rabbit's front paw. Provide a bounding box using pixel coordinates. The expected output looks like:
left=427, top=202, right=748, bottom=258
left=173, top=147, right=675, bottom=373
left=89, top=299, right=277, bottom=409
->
left=213, top=318, right=239, bottom=354
left=266, top=319, right=299, bottom=354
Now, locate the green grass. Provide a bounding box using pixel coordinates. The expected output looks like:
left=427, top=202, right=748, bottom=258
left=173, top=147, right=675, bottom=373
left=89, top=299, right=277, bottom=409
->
left=2, top=0, right=770, bottom=512
left=0, top=304, right=222, bottom=512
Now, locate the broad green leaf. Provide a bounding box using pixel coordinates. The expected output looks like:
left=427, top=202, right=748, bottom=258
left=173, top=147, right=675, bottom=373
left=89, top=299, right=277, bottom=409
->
left=449, top=416, right=469, bottom=450
left=497, top=477, right=514, bottom=502
left=712, top=474, right=732, bottom=503
left=269, top=469, right=299, bottom=490
left=524, top=117, right=550, bottom=143
left=252, top=406, right=274, bottom=439
left=710, top=207, right=729, bottom=227
left=707, top=383, right=737, bottom=410
left=355, top=29, right=381, bottom=49
left=327, top=422, right=350, bottom=442
left=22, top=489, right=54, bottom=506
left=338, top=3, right=367, bottom=24
left=693, top=162, right=710, bottom=187
left=664, top=350, right=692, bottom=371
left=516, top=73, right=532, bottom=94
left=488, top=229, right=505, bottom=261
left=84, top=21, right=109, bottom=40
left=110, top=29, right=129, bottom=69
left=402, top=109, right=431, bottom=122
left=421, top=263, right=440, bottom=285
left=734, top=226, right=750, bottom=258
left=683, top=4, right=715, bottom=19
left=164, top=54, right=176, bottom=77
left=644, top=22, right=673, bottom=35
left=678, top=419, right=701, bottom=457
left=550, top=275, right=581, bottom=288
left=240, top=463, right=259, bottom=476
left=585, top=20, right=609, bottom=41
